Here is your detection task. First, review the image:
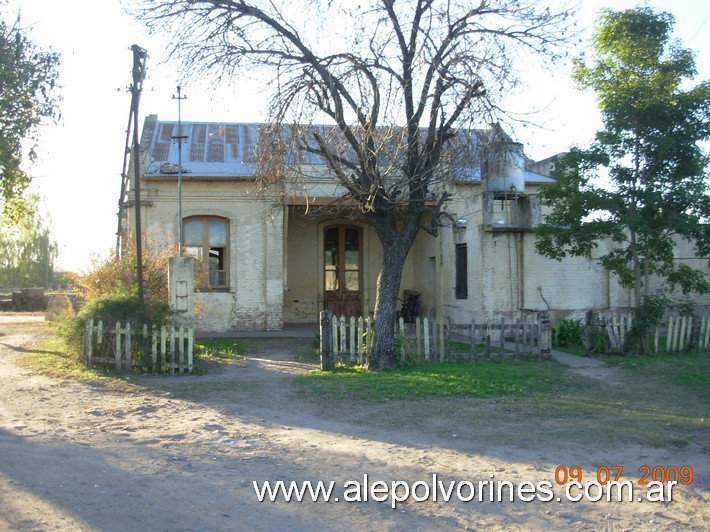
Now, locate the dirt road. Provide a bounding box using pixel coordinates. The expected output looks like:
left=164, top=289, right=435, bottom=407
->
left=0, top=315, right=707, bottom=530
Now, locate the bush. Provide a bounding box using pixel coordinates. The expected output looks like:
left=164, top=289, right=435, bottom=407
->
left=58, top=235, right=172, bottom=360
left=552, top=318, right=584, bottom=349
left=57, top=293, right=170, bottom=361
left=65, top=234, right=170, bottom=304
left=626, top=295, right=668, bottom=354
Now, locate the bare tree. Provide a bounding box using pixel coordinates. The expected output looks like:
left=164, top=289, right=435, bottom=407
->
left=132, top=0, right=576, bottom=370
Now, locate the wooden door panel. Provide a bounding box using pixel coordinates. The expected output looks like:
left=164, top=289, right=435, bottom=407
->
left=324, top=226, right=362, bottom=317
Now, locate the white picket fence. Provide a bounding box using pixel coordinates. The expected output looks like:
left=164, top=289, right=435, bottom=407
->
left=85, top=318, right=194, bottom=373
left=588, top=312, right=710, bottom=354
left=319, top=312, right=550, bottom=367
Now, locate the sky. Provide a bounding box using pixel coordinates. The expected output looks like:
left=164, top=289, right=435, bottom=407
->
left=4, top=0, right=710, bottom=272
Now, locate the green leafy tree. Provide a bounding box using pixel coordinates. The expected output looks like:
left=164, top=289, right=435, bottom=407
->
left=536, top=7, right=710, bottom=311
left=0, top=5, right=61, bottom=221
left=0, top=194, right=56, bottom=287
left=133, top=0, right=576, bottom=370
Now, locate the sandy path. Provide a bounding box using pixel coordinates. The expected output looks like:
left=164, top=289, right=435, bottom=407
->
left=0, top=316, right=707, bottom=531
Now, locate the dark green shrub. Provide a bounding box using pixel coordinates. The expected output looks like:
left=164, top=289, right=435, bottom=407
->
left=552, top=318, right=584, bottom=349
left=626, top=295, right=668, bottom=354
left=57, top=293, right=169, bottom=362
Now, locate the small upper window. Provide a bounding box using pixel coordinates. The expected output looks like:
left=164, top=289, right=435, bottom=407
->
left=183, top=216, right=229, bottom=290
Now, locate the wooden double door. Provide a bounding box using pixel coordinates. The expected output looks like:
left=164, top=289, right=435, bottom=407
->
left=323, top=225, right=362, bottom=317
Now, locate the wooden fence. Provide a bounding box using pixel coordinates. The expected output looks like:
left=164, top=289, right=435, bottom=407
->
left=584, top=311, right=710, bottom=354
left=85, top=318, right=194, bottom=373
left=448, top=314, right=551, bottom=361
left=319, top=311, right=550, bottom=368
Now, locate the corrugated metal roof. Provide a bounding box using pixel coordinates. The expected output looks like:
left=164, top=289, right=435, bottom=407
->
left=143, top=121, right=262, bottom=177
left=141, top=117, right=553, bottom=183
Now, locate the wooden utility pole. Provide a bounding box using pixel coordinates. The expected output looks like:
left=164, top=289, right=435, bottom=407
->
left=130, top=45, right=147, bottom=311
left=172, top=86, right=188, bottom=254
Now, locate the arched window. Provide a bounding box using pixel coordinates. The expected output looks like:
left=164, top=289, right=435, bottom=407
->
left=183, top=216, right=229, bottom=290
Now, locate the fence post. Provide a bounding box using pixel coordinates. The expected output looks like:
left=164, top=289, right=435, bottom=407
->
left=169, top=325, right=176, bottom=375
left=178, top=326, right=185, bottom=373
left=679, top=316, right=687, bottom=352
left=160, top=325, right=167, bottom=373
left=115, top=321, right=122, bottom=371
left=349, top=316, right=356, bottom=364
left=673, top=315, right=681, bottom=352
left=702, top=316, right=710, bottom=351
left=142, top=324, right=149, bottom=372
left=151, top=326, right=158, bottom=373
left=540, top=311, right=551, bottom=359
left=398, top=317, right=405, bottom=363
left=499, top=317, right=505, bottom=359
left=358, top=317, right=365, bottom=364
left=485, top=320, right=491, bottom=359
left=85, top=317, right=94, bottom=369
left=584, top=310, right=593, bottom=356
left=337, top=316, right=345, bottom=364
left=434, top=318, right=439, bottom=357
left=319, top=310, right=334, bottom=370
left=470, top=318, right=476, bottom=360
left=95, top=319, right=103, bottom=347
left=423, top=318, right=430, bottom=361
left=125, top=322, right=132, bottom=371
left=188, top=327, right=194, bottom=373
left=330, top=316, right=340, bottom=364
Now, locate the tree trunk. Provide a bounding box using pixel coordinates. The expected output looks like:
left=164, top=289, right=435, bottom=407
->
left=367, top=231, right=411, bottom=371
left=629, top=227, right=642, bottom=310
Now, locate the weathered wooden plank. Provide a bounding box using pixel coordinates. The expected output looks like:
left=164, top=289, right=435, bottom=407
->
left=169, top=326, right=176, bottom=375
left=188, top=327, right=194, bottom=373
left=160, top=326, right=167, bottom=372
left=125, top=322, right=132, bottom=370
left=423, top=317, right=430, bottom=361
left=151, top=326, right=158, bottom=372
left=360, top=317, right=366, bottom=365
left=86, top=318, right=94, bottom=369
left=115, top=321, right=122, bottom=371
left=178, top=326, right=185, bottom=373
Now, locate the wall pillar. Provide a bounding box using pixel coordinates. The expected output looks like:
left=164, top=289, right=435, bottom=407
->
left=168, top=256, right=195, bottom=328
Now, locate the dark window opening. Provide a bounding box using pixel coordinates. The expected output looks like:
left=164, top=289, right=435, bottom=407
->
left=455, top=244, right=468, bottom=299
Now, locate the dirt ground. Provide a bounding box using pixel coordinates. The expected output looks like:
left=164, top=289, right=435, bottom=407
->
left=0, top=314, right=707, bottom=531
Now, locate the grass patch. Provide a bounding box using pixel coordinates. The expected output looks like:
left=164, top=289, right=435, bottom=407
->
left=196, top=339, right=245, bottom=357
left=602, top=351, right=710, bottom=401
left=18, top=334, right=138, bottom=391
left=194, top=339, right=249, bottom=367
left=295, top=341, right=320, bottom=362
left=297, top=359, right=565, bottom=400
